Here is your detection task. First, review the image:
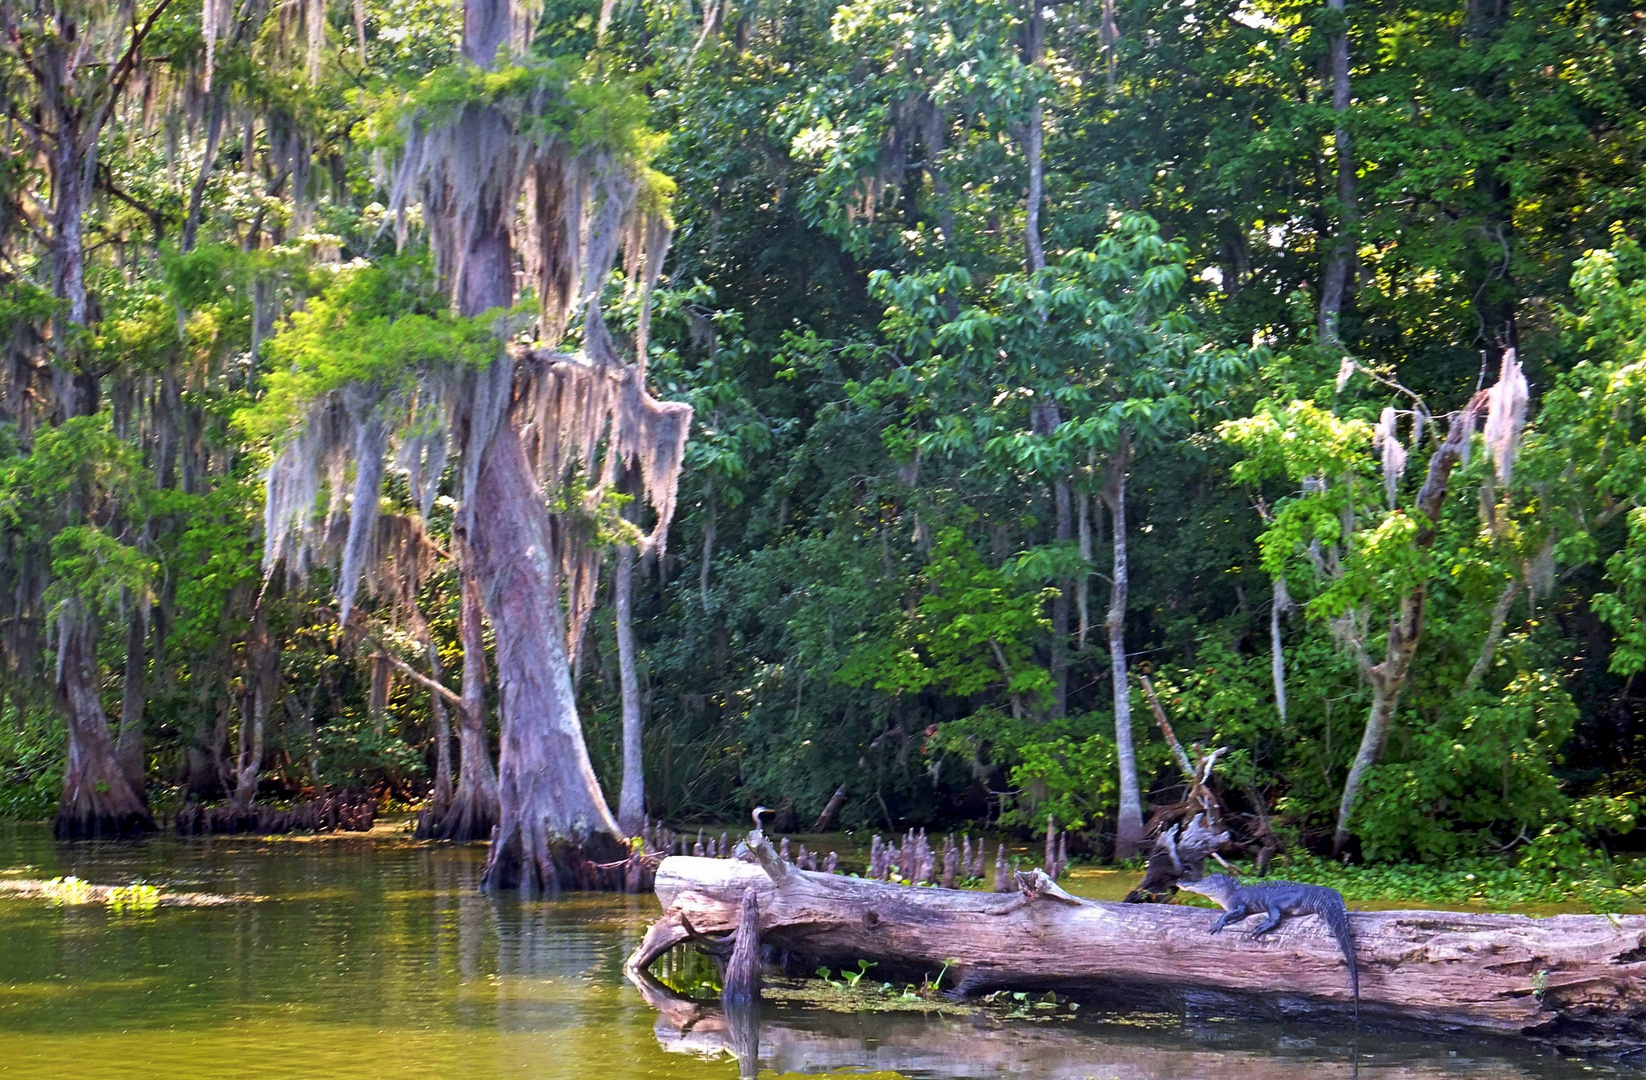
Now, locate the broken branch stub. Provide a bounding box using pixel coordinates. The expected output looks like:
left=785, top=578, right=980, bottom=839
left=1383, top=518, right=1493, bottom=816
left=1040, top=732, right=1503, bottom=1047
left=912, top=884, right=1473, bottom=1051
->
left=1127, top=812, right=1231, bottom=902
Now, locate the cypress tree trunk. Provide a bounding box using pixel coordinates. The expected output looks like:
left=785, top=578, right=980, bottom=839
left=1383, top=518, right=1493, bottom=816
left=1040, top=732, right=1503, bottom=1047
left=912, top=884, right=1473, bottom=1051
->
left=434, top=0, right=624, bottom=879
left=53, top=600, right=153, bottom=839
left=471, top=421, right=625, bottom=889
left=615, top=542, right=645, bottom=834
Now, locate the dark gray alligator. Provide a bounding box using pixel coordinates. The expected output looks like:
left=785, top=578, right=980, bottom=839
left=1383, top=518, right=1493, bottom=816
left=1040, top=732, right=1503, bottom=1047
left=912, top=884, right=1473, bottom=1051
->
left=1177, top=873, right=1358, bottom=1017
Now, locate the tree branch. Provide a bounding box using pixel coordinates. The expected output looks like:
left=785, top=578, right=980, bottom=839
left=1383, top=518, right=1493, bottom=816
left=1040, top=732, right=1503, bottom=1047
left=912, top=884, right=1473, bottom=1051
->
left=91, top=0, right=180, bottom=137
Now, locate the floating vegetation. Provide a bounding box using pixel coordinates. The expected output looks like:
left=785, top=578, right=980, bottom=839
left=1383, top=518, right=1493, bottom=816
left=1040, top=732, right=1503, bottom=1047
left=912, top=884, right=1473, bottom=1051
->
left=0, top=878, right=251, bottom=908
left=107, top=883, right=163, bottom=913
left=41, top=876, right=95, bottom=904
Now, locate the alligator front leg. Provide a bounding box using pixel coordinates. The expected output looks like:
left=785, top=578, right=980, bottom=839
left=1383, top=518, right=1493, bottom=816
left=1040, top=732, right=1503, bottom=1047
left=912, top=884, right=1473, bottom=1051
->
left=1209, top=904, right=1248, bottom=934
left=1248, top=905, right=1285, bottom=937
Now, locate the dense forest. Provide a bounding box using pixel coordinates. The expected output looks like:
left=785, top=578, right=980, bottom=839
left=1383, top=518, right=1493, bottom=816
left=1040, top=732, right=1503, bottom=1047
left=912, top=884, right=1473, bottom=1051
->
left=1, top=0, right=1643, bottom=886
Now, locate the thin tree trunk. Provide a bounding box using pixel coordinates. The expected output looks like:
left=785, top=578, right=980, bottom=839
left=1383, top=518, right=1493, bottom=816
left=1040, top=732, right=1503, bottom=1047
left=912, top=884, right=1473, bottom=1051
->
left=53, top=600, right=153, bottom=839
left=1333, top=600, right=1417, bottom=856
left=471, top=421, right=625, bottom=889
left=116, top=598, right=146, bottom=790
left=230, top=615, right=272, bottom=811
left=1021, top=0, right=1047, bottom=273
left=368, top=654, right=392, bottom=735
left=700, top=489, right=717, bottom=606
left=428, top=639, right=454, bottom=810
left=284, top=684, right=323, bottom=792
left=813, top=784, right=849, bottom=832
left=1051, top=478, right=1071, bottom=717
left=1269, top=575, right=1292, bottom=726
left=1101, top=431, right=1144, bottom=858
left=1033, top=403, right=1070, bottom=717
left=181, top=95, right=226, bottom=253
left=1333, top=396, right=1484, bottom=855
left=1076, top=491, right=1092, bottom=649
left=1465, top=578, right=1518, bottom=692
left=1317, top=0, right=1356, bottom=345
left=434, top=568, right=499, bottom=842
left=615, top=542, right=645, bottom=834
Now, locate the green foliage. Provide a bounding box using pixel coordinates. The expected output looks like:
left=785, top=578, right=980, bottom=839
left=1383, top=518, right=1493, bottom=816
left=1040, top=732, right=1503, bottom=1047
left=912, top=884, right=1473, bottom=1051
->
left=0, top=701, right=62, bottom=821
left=839, top=528, right=1052, bottom=702
left=242, top=261, right=503, bottom=439
left=1356, top=671, right=1579, bottom=862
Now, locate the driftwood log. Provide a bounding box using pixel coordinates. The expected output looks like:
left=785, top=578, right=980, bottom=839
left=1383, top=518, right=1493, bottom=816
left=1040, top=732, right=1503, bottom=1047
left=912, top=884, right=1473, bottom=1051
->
left=626, top=843, right=1646, bottom=1051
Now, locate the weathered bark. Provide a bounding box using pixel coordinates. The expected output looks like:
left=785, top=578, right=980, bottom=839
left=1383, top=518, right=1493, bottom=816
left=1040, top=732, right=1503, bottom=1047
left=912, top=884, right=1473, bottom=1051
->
left=438, top=0, right=621, bottom=879
left=432, top=570, right=499, bottom=842
left=1101, top=432, right=1144, bottom=857
left=721, top=886, right=763, bottom=1006
left=615, top=542, right=646, bottom=834
left=115, top=600, right=146, bottom=790
left=53, top=601, right=154, bottom=839
left=632, top=855, right=1646, bottom=1048
left=1317, top=0, right=1357, bottom=346
left=469, top=420, right=625, bottom=889
left=1333, top=396, right=1485, bottom=855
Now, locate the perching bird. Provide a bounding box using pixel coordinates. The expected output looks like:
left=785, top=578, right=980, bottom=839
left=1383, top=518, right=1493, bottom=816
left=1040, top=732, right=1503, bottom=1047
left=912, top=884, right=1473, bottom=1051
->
left=734, top=807, right=775, bottom=862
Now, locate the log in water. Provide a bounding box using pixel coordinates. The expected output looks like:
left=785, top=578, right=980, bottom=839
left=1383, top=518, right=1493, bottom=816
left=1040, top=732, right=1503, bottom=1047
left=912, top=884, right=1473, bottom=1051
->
left=628, top=852, right=1646, bottom=1050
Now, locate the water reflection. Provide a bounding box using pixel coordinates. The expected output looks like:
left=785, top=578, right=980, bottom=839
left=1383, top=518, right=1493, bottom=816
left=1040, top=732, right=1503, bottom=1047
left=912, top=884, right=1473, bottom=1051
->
left=0, top=823, right=1622, bottom=1080
left=635, top=971, right=1604, bottom=1079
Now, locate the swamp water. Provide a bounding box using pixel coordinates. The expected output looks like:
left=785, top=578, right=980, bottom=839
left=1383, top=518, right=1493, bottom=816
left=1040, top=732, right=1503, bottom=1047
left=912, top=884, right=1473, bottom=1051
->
left=0, top=823, right=1625, bottom=1079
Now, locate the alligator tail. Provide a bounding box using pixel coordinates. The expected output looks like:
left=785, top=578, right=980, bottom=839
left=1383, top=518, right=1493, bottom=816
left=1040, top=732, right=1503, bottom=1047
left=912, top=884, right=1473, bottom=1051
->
left=1325, top=901, right=1359, bottom=1020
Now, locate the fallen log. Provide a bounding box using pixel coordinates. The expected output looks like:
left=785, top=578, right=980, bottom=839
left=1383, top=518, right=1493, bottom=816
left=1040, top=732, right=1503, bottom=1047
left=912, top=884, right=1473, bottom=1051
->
left=625, top=845, right=1646, bottom=1051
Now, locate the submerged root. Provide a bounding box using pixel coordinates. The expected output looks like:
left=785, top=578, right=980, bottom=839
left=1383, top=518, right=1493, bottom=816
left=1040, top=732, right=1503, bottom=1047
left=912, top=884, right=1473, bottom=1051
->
left=480, top=825, right=652, bottom=893
left=54, top=798, right=156, bottom=841
left=416, top=781, right=498, bottom=842
left=173, top=791, right=377, bottom=836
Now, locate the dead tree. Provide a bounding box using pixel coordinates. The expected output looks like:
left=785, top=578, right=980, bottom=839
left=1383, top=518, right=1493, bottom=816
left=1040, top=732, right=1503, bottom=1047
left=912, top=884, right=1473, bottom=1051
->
left=630, top=839, right=1646, bottom=1046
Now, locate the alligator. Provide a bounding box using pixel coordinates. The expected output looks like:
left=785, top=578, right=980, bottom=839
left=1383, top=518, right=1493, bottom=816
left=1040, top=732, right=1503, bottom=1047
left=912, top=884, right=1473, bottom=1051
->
left=1176, top=873, right=1359, bottom=1017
